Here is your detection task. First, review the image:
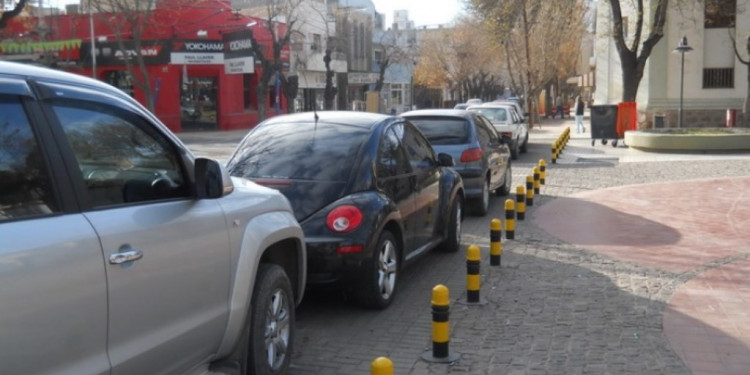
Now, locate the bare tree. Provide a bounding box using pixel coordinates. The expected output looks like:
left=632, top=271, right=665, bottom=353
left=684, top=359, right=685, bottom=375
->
left=242, top=0, right=303, bottom=121
left=601, top=0, right=669, bottom=102
left=470, top=0, right=586, bottom=128
left=415, top=20, right=505, bottom=105
left=89, top=0, right=158, bottom=111
left=0, top=0, right=28, bottom=29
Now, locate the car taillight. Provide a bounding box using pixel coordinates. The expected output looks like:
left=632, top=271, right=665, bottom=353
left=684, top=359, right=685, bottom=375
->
left=326, top=205, right=363, bottom=233
left=337, top=245, right=364, bottom=254
left=460, top=148, right=483, bottom=163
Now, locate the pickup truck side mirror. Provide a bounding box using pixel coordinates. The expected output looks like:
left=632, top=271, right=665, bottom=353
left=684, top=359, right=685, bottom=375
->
left=195, top=158, right=234, bottom=199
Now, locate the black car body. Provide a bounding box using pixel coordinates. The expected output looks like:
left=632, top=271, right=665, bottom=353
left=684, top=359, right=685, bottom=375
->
left=402, top=109, right=512, bottom=216
left=226, top=112, right=464, bottom=309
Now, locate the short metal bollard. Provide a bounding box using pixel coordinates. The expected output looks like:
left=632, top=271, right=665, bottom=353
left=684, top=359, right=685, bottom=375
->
left=516, top=185, right=526, bottom=221
left=551, top=144, right=557, bottom=164
left=504, top=199, right=515, bottom=240
left=533, top=167, right=541, bottom=194
left=538, top=159, right=547, bottom=184
left=490, top=219, right=502, bottom=266
left=421, top=285, right=460, bottom=363
left=371, top=357, right=393, bottom=375
left=525, top=175, right=534, bottom=207
left=466, top=245, right=481, bottom=303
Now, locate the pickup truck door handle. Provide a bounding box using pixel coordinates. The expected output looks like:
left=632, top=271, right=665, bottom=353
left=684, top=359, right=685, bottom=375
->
left=109, top=249, right=143, bottom=264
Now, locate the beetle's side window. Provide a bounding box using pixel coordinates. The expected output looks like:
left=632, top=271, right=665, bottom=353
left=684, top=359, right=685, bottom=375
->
left=51, top=101, right=190, bottom=208
left=377, top=126, right=410, bottom=178
left=0, top=97, right=58, bottom=221
left=401, top=122, right=436, bottom=172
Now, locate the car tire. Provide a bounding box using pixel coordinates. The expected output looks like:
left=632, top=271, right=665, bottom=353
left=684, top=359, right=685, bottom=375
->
left=495, top=163, right=512, bottom=196
left=353, top=231, right=399, bottom=309
left=439, top=195, right=463, bottom=253
left=246, top=264, right=294, bottom=375
left=511, top=140, right=519, bottom=160
left=520, top=133, right=529, bottom=153
left=471, top=178, right=490, bottom=216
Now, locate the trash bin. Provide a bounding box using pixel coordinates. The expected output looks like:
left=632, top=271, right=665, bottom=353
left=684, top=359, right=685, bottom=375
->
left=727, top=109, right=737, bottom=127
left=590, top=104, right=618, bottom=146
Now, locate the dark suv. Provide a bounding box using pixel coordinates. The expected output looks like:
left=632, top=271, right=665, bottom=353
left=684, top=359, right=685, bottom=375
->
left=402, top=109, right=512, bottom=216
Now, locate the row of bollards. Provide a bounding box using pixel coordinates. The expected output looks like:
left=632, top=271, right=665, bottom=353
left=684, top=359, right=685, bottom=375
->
left=371, top=157, right=554, bottom=374
left=551, top=127, right=571, bottom=164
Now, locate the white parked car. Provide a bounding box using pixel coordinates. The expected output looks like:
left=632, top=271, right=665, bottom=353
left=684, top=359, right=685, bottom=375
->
left=468, top=102, right=529, bottom=159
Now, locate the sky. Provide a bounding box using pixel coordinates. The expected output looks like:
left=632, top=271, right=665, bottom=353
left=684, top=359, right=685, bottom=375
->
left=371, top=0, right=465, bottom=27
left=47, top=0, right=465, bottom=28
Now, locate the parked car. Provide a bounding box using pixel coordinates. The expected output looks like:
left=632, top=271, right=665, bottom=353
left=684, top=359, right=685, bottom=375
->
left=468, top=102, right=529, bottom=159
left=0, top=61, right=306, bottom=375
left=402, top=109, right=512, bottom=216
left=226, top=112, right=464, bottom=309
left=466, top=98, right=483, bottom=106
left=454, top=103, right=469, bottom=110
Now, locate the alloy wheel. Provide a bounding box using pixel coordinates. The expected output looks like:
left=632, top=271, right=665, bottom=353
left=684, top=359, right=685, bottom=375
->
left=265, top=289, right=291, bottom=371
left=377, top=240, right=398, bottom=300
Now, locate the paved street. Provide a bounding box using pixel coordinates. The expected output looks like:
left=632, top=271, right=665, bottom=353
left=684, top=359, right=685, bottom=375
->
left=179, top=115, right=750, bottom=374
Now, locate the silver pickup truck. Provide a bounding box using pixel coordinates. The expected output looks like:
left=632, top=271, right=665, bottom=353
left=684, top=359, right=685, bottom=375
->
left=0, top=61, right=306, bottom=375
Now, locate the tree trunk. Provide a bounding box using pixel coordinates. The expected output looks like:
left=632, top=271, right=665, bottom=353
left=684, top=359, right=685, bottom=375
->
left=521, top=0, right=535, bottom=130
left=620, top=51, right=643, bottom=103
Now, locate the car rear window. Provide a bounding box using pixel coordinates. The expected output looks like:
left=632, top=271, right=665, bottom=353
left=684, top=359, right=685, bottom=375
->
left=471, top=108, right=508, bottom=122
left=227, top=121, right=369, bottom=182
left=407, top=117, right=470, bottom=145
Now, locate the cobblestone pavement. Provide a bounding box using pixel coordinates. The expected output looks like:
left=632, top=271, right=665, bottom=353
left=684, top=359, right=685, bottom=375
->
left=178, top=118, right=750, bottom=374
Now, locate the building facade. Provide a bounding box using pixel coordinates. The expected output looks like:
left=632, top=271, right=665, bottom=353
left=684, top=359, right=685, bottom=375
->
left=594, top=0, right=749, bottom=128
left=1, top=0, right=288, bottom=132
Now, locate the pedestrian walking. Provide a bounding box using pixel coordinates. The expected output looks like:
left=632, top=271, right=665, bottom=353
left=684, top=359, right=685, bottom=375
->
left=555, top=95, right=563, bottom=119
left=575, top=95, right=585, bottom=133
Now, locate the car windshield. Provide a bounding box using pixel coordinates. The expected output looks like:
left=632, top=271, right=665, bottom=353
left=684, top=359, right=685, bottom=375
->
left=472, top=108, right=508, bottom=122
left=227, top=122, right=369, bottom=182
left=407, top=117, right=470, bottom=145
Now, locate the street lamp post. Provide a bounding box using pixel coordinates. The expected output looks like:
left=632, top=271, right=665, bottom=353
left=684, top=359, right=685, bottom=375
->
left=673, top=36, right=693, bottom=128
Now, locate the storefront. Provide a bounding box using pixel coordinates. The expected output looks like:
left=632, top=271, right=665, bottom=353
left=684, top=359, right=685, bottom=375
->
left=1, top=0, right=287, bottom=132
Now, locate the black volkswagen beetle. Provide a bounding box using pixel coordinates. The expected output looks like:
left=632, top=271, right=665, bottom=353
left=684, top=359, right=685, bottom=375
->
left=227, top=112, right=464, bottom=309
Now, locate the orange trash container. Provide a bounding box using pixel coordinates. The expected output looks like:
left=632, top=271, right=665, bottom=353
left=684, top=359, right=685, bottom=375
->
left=616, top=102, right=637, bottom=137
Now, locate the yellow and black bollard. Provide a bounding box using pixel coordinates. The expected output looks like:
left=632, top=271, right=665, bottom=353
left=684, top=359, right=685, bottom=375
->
left=551, top=144, right=557, bottom=164
left=466, top=245, right=481, bottom=303
left=533, top=166, right=541, bottom=194
left=490, top=219, right=502, bottom=266
left=516, top=185, right=526, bottom=221
left=421, top=285, right=460, bottom=363
left=371, top=357, right=393, bottom=375
left=525, top=175, right=534, bottom=207
left=504, top=199, right=515, bottom=240
left=538, top=159, right=547, bottom=185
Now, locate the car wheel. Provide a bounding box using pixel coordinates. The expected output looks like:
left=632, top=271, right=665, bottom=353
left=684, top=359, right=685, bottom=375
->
left=511, top=140, right=519, bottom=160
left=354, top=231, right=399, bottom=309
left=495, top=163, right=512, bottom=196
left=439, top=195, right=462, bottom=253
left=520, top=133, right=529, bottom=153
left=246, top=264, right=294, bottom=375
left=471, top=178, right=490, bottom=216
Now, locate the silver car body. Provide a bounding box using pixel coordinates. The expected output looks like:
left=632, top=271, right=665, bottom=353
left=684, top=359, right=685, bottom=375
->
left=0, top=61, right=305, bottom=375
left=468, top=102, right=529, bottom=159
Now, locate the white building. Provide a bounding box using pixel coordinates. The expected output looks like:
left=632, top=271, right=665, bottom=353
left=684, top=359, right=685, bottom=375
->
left=594, top=0, right=749, bottom=127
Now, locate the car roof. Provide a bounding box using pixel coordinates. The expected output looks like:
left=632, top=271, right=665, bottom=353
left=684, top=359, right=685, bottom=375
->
left=261, top=111, right=394, bottom=129
left=401, top=109, right=474, bottom=119
left=469, top=102, right=515, bottom=109
left=0, top=61, right=133, bottom=101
